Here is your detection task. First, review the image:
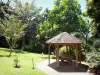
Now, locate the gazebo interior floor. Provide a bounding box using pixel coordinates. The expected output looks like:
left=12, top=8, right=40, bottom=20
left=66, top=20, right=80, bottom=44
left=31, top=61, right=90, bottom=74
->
left=48, top=60, right=88, bottom=72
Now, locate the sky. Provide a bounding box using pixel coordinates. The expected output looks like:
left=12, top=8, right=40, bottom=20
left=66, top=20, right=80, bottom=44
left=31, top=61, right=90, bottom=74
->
left=3, top=0, right=86, bottom=12
left=35, top=0, right=86, bottom=12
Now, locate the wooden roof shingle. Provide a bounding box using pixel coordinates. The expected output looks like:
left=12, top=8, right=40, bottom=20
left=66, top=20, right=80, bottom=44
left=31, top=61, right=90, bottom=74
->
left=46, top=32, right=82, bottom=44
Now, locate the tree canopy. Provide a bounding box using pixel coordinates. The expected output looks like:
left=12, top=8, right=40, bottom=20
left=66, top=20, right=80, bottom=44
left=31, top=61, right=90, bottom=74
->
left=0, top=15, right=27, bottom=56
left=49, top=0, right=82, bottom=33
left=86, top=0, right=100, bottom=38
left=39, top=0, right=88, bottom=39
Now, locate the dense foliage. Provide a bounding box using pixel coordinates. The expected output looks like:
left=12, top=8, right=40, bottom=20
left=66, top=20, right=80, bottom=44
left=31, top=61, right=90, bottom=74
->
left=13, top=0, right=43, bottom=48
left=39, top=0, right=88, bottom=37
left=86, top=0, right=100, bottom=38
left=85, top=0, right=100, bottom=69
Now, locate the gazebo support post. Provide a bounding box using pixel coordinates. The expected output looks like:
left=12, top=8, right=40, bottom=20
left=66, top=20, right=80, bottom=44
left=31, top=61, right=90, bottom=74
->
left=56, top=45, right=59, bottom=68
left=55, top=46, right=57, bottom=64
left=76, top=45, right=78, bottom=68
left=79, top=44, right=81, bottom=64
left=48, top=45, right=51, bottom=65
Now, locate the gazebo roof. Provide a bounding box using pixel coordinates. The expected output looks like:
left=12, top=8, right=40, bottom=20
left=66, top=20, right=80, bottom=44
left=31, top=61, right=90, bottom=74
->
left=46, top=32, right=82, bottom=44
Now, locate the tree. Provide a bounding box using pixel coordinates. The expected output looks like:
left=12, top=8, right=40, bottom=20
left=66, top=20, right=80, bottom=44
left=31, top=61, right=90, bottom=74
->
left=0, top=0, right=16, bottom=48
left=39, top=0, right=88, bottom=39
left=0, top=0, right=15, bottom=20
left=37, top=0, right=88, bottom=53
left=13, top=0, right=42, bottom=47
left=86, top=0, right=100, bottom=38
left=38, top=0, right=88, bottom=43
left=48, top=0, right=84, bottom=33
left=0, top=15, right=27, bottom=56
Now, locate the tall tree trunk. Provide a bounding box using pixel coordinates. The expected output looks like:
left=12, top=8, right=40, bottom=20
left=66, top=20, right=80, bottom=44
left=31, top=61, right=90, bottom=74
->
left=9, top=47, right=13, bottom=57
left=21, top=36, right=25, bottom=50
left=6, top=40, right=13, bottom=57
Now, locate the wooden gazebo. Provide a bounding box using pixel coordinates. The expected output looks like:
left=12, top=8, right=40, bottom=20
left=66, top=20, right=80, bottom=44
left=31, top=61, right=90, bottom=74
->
left=46, top=32, right=82, bottom=68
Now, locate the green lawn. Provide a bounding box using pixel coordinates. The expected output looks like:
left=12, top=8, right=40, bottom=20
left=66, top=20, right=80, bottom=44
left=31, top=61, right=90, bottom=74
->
left=0, top=48, right=47, bottom=75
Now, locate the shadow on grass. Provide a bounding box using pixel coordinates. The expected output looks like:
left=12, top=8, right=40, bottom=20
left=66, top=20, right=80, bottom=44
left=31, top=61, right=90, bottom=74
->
left=0, top=50, right=26, bottom=57
left=0, top=55, right=17, bottom=57
left=39, top=56, right=48, bottom=60
left=0, top=48, right=26, bottom=54
left=0, top=55, right=9, bottom=57
left=48, top=61, right=88, bottom=72
left=15, top=50, right=26, bottom=54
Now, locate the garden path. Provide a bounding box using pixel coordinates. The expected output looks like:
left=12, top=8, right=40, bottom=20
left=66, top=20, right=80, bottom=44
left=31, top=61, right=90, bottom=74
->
left=38, top=59, right=88, bottom=75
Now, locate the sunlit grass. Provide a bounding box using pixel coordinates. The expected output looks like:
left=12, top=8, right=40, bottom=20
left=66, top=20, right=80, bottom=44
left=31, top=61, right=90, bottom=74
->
left=0, top=48, right=47, bottom=75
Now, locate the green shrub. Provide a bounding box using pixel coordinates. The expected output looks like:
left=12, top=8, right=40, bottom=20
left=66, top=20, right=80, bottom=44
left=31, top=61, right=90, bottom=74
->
left=23, top=45, right=33, bottom=52
left=86, top=50, right=100, bottom=68
left=13, top=56, right=20, bottom=68
left=59, top=46, right=66, bottom=54
left=59, top=46, right=75, bottom=59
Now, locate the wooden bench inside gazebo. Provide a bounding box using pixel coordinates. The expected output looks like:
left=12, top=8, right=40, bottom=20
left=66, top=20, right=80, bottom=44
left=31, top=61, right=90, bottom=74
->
left=46, top=32, right=82, bottom=68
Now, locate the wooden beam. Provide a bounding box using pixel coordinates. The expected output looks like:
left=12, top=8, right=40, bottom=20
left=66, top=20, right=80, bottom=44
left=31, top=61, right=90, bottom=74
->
left=48, top=45, right=51, bottom=65
left=76, top=45, right=78, bottom=68
left=54, top=45, right=57, bottom=64
left=46, top=43, right=82, bottom=46
left=56, top=45, right=59, bottom=68
left=79, top=44, right=81, bottom=64
left=55, top=48, right=57, bottom=64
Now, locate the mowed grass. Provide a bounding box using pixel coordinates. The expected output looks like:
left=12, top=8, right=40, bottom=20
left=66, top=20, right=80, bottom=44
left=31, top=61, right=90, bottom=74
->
left=0, top=48, right=47, bottom=75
